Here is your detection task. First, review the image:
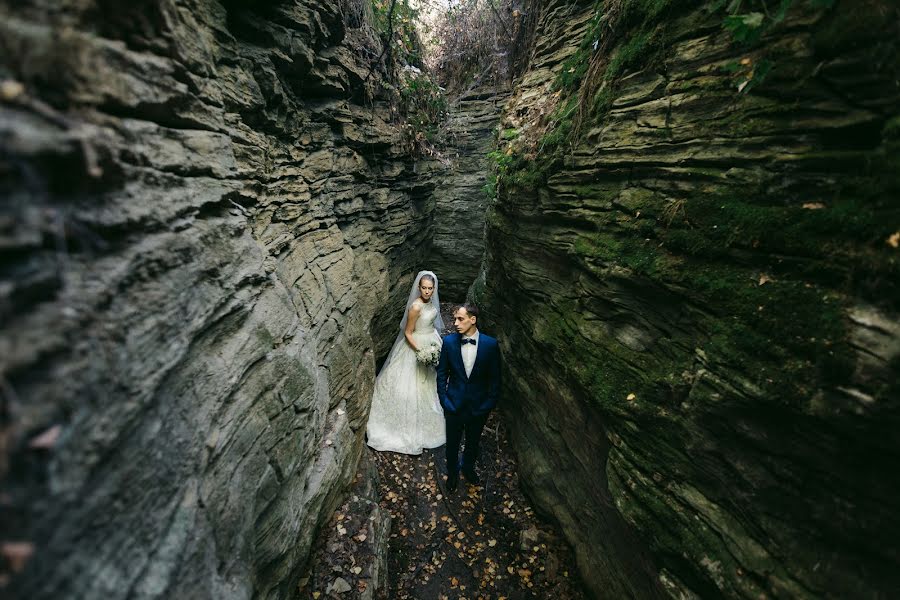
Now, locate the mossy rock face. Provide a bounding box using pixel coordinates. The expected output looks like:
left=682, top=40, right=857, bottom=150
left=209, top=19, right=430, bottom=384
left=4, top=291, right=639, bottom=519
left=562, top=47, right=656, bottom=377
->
left=480, top=0, right=900, bottom=597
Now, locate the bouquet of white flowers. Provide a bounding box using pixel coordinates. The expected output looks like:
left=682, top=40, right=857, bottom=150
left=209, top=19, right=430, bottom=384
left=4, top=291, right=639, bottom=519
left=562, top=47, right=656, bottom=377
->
left=416, top=342, right=441, bottom=368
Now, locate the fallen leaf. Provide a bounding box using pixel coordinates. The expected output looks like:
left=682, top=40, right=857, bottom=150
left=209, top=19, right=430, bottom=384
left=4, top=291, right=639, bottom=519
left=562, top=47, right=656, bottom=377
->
left=28, top=425, right=61, bottom=449
left=758, top=273, right=771, bottom=286
left=1, top=542, right=34, bottom=573
left=488, top=539, right=497, bottom=547
left=626, top=393, right=636, bottom=401
left=888, top=232, right=900, bottom=248
left=0, top=79, right=24, bottom=101
left=802, top=202, right=825, bottom=210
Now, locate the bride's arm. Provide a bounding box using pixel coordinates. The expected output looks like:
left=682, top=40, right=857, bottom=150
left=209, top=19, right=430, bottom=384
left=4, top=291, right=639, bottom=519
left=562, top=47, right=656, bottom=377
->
left=404, top=303, right=422, bottom=351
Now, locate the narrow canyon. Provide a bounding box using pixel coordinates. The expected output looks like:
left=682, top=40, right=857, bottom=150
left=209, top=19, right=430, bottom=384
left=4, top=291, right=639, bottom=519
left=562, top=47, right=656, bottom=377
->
left=1, top=0, right=898, bottom=599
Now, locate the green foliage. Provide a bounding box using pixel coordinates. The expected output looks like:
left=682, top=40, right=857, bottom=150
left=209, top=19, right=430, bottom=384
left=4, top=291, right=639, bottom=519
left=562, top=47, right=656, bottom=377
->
left=372, top=0, right=424, bottom=64
left=398, top=71, right=448, bottom=154
left=713, top=0, right=836, bottom=45
left=722, top=11, right=766, bottom=42
left=486, top=148, right=549, bottom=192
left=482, top=174, right=497, bottom=199
left=709, top=1, right=808, bottom=93
left=553, top=3, right=605, bottom=92
left=400, top=74, right=447, bottom=131
left=539, top=97, right=577, bottom=153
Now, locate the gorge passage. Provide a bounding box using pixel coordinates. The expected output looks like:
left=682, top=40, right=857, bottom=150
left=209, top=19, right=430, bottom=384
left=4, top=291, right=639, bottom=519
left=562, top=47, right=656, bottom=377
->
left=1, top=0, right=898, bottom=599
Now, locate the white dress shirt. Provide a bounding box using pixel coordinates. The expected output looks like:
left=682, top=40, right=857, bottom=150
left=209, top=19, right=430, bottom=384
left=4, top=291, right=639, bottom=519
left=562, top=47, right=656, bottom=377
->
left=461, top=330, right=479, bottom=378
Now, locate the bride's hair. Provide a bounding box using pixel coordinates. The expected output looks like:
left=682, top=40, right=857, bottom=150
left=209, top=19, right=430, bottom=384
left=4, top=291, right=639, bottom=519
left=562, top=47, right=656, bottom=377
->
left=420, top=274, right=435, bottom=286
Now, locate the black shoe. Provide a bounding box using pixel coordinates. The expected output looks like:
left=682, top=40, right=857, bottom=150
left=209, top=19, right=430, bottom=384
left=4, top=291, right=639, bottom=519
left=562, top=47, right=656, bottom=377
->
left=446, top=473, right=458, bottom=493
left=461, top=467, right=479, bottom=485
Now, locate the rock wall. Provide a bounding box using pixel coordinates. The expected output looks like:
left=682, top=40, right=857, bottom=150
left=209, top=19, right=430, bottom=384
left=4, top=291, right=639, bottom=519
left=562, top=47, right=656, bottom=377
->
left=475, top=0, right=900, bottom=598
left=0, top=1, right=434, bottom=598
left=428, top=88, right=509, bottom=300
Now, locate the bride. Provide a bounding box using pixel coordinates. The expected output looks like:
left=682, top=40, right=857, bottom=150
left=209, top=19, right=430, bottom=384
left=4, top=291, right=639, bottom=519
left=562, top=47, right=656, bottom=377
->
left=366, top=270, right=446, bottom=454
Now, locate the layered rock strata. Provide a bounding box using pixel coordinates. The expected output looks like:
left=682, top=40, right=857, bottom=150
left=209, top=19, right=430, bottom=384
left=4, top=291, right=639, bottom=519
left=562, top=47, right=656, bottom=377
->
left=0, top=1, right=433, bottom=597
left=475, top=0, right=900, bottom=598
left=428, top=88, right=509, bottom=299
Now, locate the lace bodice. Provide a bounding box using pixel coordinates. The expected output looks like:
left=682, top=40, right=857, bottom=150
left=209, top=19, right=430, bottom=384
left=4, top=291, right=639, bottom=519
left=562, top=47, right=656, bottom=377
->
left=414, top=302, right=438, bottom=333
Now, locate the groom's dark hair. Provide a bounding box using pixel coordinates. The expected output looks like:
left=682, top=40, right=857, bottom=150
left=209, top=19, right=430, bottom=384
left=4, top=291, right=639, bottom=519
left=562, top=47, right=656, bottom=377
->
left=459, top=303, right=479, bottom=321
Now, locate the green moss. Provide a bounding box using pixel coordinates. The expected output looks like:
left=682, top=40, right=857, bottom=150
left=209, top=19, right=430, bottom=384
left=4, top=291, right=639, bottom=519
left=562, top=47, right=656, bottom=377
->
left=883, top=115, right=900, bottom=147
left=486, top=147, right=551, bottom=194
left=553, top=4, right=604, bottom=92
left=592, top=85, right=616, bottom=114
left=663, top=193, right=886, bottom=261
left=605, top=31, right=654, bottom=81
left=572, top=234, right=622, bottom=262
left=539, top=119, right=573, bottom=153
left=567, top=214, right=857, bottom=404
left=812, top=0, right=877, bottom=53
left=501, top=128, right=520, bottom=140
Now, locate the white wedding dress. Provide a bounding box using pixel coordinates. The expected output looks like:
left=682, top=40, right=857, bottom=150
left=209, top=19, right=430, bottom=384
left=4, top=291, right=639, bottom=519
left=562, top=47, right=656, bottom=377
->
left=366, top=299, right=446, bottom=454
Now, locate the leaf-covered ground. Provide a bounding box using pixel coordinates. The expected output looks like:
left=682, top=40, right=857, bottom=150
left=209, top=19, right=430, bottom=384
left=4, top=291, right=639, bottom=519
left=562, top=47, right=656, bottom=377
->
left=302, top=415, right=587, bottom=599
left=374, top=418, right=587, bottom=600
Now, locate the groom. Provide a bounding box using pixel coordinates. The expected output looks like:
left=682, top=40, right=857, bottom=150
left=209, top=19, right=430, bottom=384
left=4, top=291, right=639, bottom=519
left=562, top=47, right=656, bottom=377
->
left=436, top=303, right=501, bottom=492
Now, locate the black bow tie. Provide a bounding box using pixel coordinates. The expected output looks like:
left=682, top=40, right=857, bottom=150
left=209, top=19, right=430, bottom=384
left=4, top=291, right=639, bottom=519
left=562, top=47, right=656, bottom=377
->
left=461, top=338, right=476, bottom=345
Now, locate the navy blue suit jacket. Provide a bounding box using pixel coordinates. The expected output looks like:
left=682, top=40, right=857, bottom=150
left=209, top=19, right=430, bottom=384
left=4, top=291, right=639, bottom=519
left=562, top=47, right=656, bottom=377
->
left=436, top=332, right=501, bottom=416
